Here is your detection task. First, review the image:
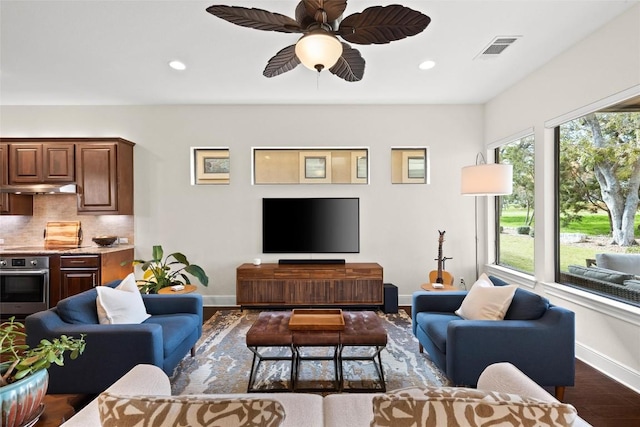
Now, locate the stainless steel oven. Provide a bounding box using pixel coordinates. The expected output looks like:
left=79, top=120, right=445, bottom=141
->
left=0, top=256, right=49, bottom=316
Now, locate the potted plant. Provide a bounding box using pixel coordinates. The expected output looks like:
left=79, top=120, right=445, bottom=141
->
left=1, top=317, right=86, bottom=427
left=124, top=245, right=209, bottom=294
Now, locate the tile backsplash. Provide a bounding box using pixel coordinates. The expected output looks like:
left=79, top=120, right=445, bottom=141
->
left=0, top=194, right=134, bottom=247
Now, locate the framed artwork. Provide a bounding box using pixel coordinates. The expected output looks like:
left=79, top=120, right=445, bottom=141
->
left=305, top=156, right=327, bottom=179
left=357, top=156, right=368, bottom=179
left=191, top=147, right=230, bottom=185
left=407, top=156, right=425, bottom=179
left=349, top=150, right=368, bottom=184
left=299, top=151, right=332, bottom=183
left=204, top=157, right=229, bottom=174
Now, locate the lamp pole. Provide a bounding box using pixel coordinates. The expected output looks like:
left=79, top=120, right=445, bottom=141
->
left=461, top=153, right=513, bottom=281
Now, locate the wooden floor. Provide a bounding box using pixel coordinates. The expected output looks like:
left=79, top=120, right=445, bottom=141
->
left=563, top=359, right=640, bottom=426
left=30, top=307, right=640, bottom=426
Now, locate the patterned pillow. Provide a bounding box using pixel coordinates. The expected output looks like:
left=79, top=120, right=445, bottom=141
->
left=98, top=392, right=286, bottom=427
left=371, top=386, right=577, bottom=427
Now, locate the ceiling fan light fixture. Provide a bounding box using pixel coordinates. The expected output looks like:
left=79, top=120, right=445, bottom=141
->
left=295, top=30, right=343, bottom=72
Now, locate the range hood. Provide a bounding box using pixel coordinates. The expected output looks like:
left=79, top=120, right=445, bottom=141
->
left=0, top=183, right=77, bottom=194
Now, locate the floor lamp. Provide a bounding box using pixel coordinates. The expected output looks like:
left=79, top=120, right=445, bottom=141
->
left=461, top=153, right=513, bottom=280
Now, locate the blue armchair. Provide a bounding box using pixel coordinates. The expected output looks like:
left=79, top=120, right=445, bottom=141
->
left=412, top=276, right=575, bottom=399
left=25, top=281, right=202, bottom=394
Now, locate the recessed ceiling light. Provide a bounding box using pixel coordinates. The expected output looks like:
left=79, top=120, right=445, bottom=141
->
left=419, top=60, right=436, bottom=70
left=169, top=60, right=186, bottom=71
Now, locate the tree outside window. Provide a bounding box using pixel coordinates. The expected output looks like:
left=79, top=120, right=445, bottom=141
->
left=557, top=110, right=640, bottom=306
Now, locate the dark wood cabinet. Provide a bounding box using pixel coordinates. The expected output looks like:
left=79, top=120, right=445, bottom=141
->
left=334, top=279, right=384, bottom=304
left=0, top=137, right=134, bottom=215
left=8, top=142, right=74, bottom=183
left=236, top=263, right=383, bottom=308
left=9, top=143, right=41, bottom=183
left=44, top=143, right=75, bottom=182
left=51, top=248, right=134, bottom=306
left=60, top=255, right=100, bottom=301
left=76, top=139, right=134, bottom=214
left=237, top=280, right=286, bottom=304
left=0, top=143, right=33, bottom=215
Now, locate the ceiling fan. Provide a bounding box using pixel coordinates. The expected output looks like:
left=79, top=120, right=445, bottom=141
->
left=206, top=1, right=431, bottom=82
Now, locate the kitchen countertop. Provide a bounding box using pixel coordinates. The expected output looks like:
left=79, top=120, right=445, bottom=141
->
left=0, top=244, right=135, bottom=255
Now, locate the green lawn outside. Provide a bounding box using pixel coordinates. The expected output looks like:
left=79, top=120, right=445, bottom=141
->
left=500, top=209, right=640, bottom=235
left=498, top=209, right=640, bottom=273
left=499, top=234, right=600, bottom=272
left=498, top=234, right=534, bottom=273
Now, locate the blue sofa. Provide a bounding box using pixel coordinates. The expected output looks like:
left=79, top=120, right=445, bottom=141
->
left=412, top=276, right=575, bottom=399
left=25, top=280, right=203, bottom=394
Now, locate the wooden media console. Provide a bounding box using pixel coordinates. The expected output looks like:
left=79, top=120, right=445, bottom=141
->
left=236, top=262, right=383, bottom=308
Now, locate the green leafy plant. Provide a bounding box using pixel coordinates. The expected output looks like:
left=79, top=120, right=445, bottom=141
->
left=0, top=317, right=86, bottom=387
left=124, top=245, right=209, bottom=294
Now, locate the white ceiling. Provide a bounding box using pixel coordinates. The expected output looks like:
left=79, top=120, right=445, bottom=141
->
left=0, top=0, right=636, bottom=106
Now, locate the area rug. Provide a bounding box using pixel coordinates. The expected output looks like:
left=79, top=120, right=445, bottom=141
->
left=170, top=309, right=450, bottom=395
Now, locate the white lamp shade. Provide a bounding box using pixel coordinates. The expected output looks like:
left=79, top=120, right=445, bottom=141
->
left=295, top=31, right=343, bottom=71
left=461, top=163, right=513, bottom=195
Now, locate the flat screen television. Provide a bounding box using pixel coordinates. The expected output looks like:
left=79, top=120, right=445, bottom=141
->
left=262, top=197, right=360, bottom=254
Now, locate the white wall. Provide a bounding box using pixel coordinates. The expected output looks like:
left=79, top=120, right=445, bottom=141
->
left=484, top=5, right=640, bottom=391
left=0, top=104, right=483, bottom=305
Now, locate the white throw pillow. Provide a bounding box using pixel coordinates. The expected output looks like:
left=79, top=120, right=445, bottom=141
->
left=469, top=272, right=493, bottom=289
left=455, top=281, right=518, bottom=321
left=96, top=273, right=150, bottom=325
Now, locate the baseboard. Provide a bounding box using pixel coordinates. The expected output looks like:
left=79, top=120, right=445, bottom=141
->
left=399, top=294, right=413, bottom=306
left=576, top=342, right=640, bottom=393
left=202, top=295, right=237, bottom=306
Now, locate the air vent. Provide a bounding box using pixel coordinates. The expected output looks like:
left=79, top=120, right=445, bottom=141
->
left=475, top=36, right=521, bottom=59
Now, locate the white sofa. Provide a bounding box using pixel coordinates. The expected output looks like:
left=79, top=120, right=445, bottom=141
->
left=63, top=363, right=590, bottom=426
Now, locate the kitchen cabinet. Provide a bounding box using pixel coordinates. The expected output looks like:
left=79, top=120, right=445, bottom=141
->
left=52, top=248, right=134, bottom=305
left=60, top=255, right=101, bottom=299
left=76, top=139, right=134, bottom=214
left=0, top=137, right=134, bottom=215
left=8, top=142, right=75, bottom=183
left=0, top=143, right=33, bottom=215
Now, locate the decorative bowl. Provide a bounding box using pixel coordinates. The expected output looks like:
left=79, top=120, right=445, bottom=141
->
left=0, top=368, right=48, bottom=427
left=92, top=236, right=118, bottom=247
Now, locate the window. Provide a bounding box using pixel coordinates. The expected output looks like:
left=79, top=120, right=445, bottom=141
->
left=556, top=102, right=640, bottom=306
left=252, top=147, right=368, bottom=185
left=495, top=135, right=535, bottom=274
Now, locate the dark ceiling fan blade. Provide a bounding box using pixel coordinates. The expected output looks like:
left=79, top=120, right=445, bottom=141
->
left=302, top=0, right=347, bottom=23
left=295, top=1, right=315, bottom=28
left=338, top=5, right=431, bottom=44
left=206, top=5, right=302, bottom=33
left=329, top=43, right=365, bottom=82
left=263, top=45, right=301, bottom=78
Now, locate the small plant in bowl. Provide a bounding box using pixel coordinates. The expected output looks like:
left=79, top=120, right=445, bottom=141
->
left=1, top=317, right=86, bottom=386
left=1, top=317, right=86, bottom=427
left=123, top=245, right=209, bottom=294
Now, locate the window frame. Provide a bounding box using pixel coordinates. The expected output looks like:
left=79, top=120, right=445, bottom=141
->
left=554, top=108, right=640, bottom=307
left=493, top=133, right=536, bottom=276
